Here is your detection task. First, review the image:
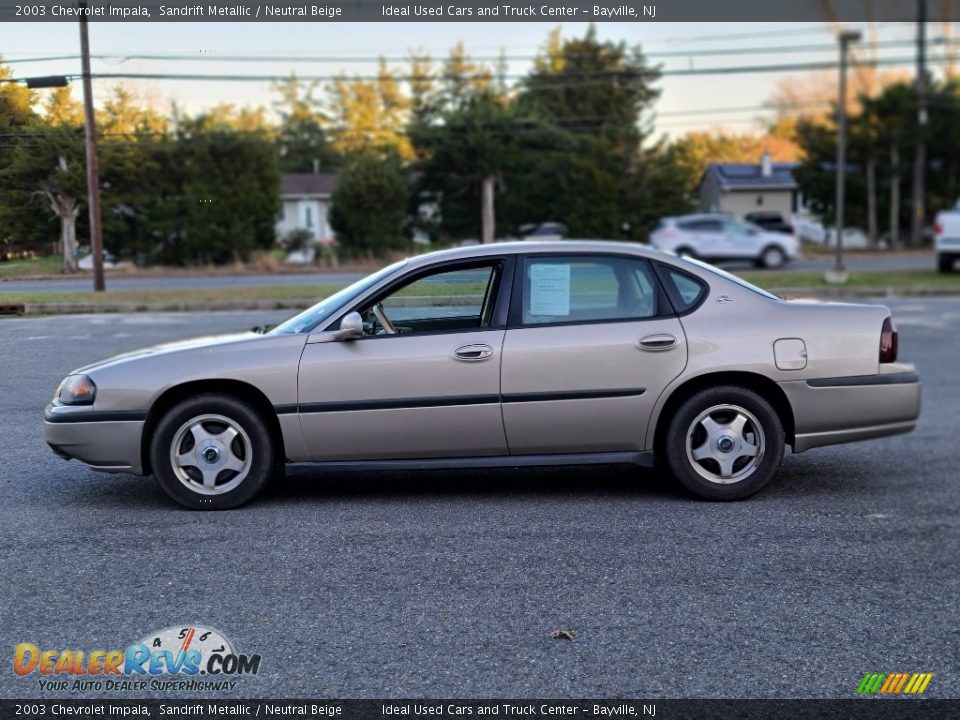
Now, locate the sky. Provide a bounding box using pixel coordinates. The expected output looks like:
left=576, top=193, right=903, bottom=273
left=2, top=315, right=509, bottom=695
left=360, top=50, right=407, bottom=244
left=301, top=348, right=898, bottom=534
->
left=0, top=20, right=926, bottom=138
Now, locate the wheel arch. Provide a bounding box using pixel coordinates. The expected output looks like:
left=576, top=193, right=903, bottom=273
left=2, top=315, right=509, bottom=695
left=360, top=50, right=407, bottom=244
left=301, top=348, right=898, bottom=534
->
left=651, top=371, right=795, bottom=453
left=141, top=379, right=285, bottom=476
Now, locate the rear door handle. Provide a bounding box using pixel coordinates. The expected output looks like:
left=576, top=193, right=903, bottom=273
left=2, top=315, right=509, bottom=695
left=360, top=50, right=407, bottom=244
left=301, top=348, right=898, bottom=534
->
left=638, top=334, right=678, bottom=351
left=454, top=344, right=494, bottom=361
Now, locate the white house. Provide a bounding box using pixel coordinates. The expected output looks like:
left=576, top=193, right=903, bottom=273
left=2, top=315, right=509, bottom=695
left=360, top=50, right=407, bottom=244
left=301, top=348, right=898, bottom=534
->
left=275, top=173, right=338, bottom=244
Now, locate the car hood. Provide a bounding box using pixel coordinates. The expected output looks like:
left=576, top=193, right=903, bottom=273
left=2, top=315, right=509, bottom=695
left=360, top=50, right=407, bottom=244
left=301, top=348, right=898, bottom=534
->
left=71, top=331, right=264, bottom=375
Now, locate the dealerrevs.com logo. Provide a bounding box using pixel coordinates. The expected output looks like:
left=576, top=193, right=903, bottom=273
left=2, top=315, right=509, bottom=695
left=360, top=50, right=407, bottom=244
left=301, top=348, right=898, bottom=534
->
left=13, top=625, right=261, bottom=693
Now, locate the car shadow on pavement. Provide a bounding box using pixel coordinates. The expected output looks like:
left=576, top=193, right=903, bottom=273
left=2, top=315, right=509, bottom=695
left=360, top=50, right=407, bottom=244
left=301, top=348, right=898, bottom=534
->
left=56, top=453, right=874, bottom=510
left=262, top=463, right=683, bottom=504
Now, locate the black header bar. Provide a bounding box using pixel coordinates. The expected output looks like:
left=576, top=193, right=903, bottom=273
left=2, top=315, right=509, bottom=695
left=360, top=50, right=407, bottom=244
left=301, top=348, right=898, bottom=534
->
left=0, top=0, right=948, bottom=23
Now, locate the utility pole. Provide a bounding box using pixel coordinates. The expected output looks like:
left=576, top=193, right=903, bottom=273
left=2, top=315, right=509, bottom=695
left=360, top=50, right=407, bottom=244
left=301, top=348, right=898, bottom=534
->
left=79, top=2, right=105, bottom=291
left=830, top=30, right=861, bottom=281
left=481, top=175, right=495, bottom=244
left=911, top=0, right=928, bottom=248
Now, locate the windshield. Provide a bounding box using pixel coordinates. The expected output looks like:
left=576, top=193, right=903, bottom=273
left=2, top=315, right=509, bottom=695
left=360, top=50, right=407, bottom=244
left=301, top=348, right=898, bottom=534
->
left=269, top=260, right=408, bottom=335
left=682, top=257, right=782, bottom=301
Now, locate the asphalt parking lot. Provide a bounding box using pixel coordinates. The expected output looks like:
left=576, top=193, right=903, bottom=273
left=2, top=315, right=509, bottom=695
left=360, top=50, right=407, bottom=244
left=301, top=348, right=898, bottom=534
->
left=1, top=299, right=958, bottom=699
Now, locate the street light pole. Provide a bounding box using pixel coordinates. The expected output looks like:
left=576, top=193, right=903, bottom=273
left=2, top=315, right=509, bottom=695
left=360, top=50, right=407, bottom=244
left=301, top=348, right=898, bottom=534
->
left=911, top=0, right=928, bottom=248
left=832, top=30, right=862, bottom=280
left=79, top=2, right=105, bottom=292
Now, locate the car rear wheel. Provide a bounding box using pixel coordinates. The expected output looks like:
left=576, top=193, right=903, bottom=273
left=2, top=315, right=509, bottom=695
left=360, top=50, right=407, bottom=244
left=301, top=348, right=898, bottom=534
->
left=760, top=245, right=787, bottom=269
left=663, top=386, right=784, bottom=500
left=675, top=246, right=698, bottom=261
left=939, top=254, right=956, bottom=273
left=150, top=394, right=275, bottom=510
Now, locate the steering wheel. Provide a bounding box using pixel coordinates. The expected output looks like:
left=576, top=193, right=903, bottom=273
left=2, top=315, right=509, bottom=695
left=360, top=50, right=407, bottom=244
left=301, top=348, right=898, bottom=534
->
left=372, top=302, right=398, bottom=335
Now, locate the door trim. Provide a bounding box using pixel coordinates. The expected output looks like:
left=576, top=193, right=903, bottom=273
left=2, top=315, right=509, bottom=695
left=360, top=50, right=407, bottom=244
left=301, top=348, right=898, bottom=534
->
left=279, top=387, right=647, bottom=415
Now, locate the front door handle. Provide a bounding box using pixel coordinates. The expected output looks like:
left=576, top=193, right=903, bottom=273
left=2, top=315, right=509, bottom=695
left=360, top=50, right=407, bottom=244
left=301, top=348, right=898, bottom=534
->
left=638, top=334, right=678, bottom=351
left=454, top=344, right=494, bottom=362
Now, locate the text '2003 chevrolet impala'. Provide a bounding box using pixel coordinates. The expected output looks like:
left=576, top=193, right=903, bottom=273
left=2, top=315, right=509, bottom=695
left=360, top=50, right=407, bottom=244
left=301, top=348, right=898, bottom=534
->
left=44, top=241, right=921, bottom=509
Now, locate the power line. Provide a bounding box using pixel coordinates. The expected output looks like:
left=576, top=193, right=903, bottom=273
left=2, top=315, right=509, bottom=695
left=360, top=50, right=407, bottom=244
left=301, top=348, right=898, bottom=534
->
left=0, top=97, right=839, bottom=145
left=24, top=53, right=946, bottom=85
left=0, top=39, right=939, bottom=65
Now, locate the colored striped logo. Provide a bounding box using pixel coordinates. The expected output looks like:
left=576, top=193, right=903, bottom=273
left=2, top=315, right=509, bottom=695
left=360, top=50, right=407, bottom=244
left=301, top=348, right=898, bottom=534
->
left=857, top=672, right=933, bottom=695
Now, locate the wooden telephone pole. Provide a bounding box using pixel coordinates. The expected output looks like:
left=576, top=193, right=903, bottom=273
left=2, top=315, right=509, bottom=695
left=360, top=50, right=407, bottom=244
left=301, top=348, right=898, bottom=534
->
left=79, top=2, right=105, bottom=291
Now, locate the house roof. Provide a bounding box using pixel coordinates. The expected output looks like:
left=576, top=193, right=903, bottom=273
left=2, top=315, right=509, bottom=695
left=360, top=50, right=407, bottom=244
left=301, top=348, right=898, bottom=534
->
left=703, top=162, right=799, bottom=191
left=280, top=172, right=338, bottom=197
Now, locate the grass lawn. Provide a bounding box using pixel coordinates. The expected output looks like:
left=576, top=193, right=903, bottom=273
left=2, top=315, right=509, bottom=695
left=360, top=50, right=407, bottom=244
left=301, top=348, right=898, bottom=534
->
left=0, top=268, right=957, bottom=310
left=739, top=269, right=960, bottom=290
left=0, top=285, right=343, bottom=307
left=0, top=255, right=65, bottom=279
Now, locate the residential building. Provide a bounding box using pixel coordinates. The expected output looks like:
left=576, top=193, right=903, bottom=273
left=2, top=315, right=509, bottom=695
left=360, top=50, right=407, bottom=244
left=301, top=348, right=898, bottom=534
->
left=698, top=153, right=808, bottom=218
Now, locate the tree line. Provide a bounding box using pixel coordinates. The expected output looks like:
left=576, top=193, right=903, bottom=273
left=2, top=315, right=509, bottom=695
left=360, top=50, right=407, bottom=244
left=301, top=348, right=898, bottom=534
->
left=2, top=25, right=953, bottom=268
left=0, top=27, right=698, bottom=267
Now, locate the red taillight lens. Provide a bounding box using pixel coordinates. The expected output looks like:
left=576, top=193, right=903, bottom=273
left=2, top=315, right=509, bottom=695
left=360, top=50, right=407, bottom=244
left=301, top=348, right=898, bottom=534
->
left=880, top=316, right=898, bottom=363
left=934, top=222, right=943, bottom=236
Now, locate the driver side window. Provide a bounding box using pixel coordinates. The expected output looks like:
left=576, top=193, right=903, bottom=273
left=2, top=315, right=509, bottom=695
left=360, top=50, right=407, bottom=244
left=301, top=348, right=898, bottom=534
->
left=359, top=263, right=500, bottom=337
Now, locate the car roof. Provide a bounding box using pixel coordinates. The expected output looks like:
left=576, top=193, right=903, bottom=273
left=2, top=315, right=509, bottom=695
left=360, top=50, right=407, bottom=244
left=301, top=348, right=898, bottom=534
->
left=403, top=239, right=667, bottom=268
left=662, top=213, right=732, bottom=224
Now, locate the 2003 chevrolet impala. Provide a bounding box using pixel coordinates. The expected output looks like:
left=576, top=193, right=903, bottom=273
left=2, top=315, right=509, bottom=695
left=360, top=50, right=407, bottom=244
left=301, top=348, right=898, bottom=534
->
left=44, top=241, right=921, bottom=509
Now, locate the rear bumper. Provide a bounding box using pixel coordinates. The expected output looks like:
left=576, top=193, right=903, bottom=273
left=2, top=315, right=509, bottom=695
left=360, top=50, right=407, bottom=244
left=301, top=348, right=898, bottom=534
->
left=779, top=366, right=921, bottom=453
left=43, top=405, right=145, bottom=475
left=935, top=237, right=960, bottom=252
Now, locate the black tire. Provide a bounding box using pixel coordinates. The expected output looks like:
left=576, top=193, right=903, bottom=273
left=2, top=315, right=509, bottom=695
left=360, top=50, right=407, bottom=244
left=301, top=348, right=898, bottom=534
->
left=760, top=245, right=787, bottom=269
left=150, top=393, right=276, bottom=510
left=662, top=385, right=785, bottom=501
left=675, top=246, right=698, bottom=261
left=939, top=254, right=955, bottom=273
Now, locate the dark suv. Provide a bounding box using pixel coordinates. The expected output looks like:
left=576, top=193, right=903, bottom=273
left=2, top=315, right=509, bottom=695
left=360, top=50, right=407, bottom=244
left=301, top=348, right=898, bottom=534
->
left=744, top=211, right=795, bottom=236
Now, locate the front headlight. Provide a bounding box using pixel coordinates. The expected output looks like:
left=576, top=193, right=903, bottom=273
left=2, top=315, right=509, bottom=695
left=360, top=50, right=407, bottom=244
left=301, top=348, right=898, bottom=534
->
left=57, top=374, right=97, bottom=405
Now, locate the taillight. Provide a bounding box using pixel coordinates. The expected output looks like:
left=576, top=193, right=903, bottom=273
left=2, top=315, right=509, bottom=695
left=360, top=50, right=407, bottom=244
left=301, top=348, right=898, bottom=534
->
left=880, top=316, right=898, bottom=363
left=933, top=221, right=943, bottom=236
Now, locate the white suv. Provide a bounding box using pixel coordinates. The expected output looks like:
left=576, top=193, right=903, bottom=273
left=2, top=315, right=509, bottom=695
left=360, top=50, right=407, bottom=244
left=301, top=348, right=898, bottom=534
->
left=651, top=214, right=799, bottom=269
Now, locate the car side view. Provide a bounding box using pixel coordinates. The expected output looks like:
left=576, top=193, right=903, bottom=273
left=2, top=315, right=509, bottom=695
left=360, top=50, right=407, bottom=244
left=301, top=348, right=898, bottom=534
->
left=44, top=241, right=921, bottom=509
left=651, top=214, right=799, bottom=268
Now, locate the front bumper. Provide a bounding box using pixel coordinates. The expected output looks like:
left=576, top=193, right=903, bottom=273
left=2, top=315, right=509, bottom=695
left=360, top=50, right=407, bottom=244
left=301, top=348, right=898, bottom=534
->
left=44, top=404, right=146, bottom=475
left=779, top=364, right=921, bottom=453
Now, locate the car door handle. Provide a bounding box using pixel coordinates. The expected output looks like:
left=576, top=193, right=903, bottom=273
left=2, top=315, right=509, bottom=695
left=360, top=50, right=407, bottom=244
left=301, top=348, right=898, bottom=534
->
left=638, top=334, right=678, bottom=351
left=454, top=344, right=494, bottom=361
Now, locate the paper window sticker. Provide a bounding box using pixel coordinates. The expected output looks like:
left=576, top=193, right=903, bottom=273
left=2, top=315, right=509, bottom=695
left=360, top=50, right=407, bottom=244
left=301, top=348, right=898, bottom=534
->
left=528, top=263, right=571, bottom=316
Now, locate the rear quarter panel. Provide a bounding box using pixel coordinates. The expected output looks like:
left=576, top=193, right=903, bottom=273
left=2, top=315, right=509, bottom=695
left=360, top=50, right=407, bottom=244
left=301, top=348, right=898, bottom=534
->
left=645, top=275, right=890, bottom=448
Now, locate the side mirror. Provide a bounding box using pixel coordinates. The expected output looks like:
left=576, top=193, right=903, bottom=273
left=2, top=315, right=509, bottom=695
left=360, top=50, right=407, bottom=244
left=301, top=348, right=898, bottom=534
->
left=306, top=311, right=364, bottom=344
left=334, top=311, right=363, bottom=341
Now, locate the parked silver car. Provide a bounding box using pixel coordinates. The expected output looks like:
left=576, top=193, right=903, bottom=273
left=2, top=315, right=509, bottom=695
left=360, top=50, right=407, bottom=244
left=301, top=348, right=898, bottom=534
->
left=44, top=241, right=920, bottom=509
left=651, top=214, right=799, bottom=268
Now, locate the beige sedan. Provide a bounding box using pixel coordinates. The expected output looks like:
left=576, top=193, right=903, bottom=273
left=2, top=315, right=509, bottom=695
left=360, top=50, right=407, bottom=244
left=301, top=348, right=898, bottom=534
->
left=44, top=241, right=921, bottom=509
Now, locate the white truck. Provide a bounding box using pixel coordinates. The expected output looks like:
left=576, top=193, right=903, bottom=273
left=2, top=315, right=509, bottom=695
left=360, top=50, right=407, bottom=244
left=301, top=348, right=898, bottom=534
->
left=933, top=206, right=960, bottom=273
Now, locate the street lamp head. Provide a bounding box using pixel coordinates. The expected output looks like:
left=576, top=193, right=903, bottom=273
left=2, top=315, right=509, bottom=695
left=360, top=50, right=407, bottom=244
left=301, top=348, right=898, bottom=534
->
left=839, top=30, right=863, bottom=44
left=25, top=76, right=70, bottom=89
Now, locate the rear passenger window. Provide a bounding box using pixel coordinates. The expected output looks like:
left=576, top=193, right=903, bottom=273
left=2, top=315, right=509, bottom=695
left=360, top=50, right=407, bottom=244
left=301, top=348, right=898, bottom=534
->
left=521, top=256, right=661, bottom=326
left=659, top=266, right=708, bottom=313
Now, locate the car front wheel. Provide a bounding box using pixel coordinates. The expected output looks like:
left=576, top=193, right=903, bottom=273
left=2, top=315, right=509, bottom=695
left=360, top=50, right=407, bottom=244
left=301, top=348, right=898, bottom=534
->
left=150, top=394, right=275, bottom=509
left=663, top=386, right=785, bottom=500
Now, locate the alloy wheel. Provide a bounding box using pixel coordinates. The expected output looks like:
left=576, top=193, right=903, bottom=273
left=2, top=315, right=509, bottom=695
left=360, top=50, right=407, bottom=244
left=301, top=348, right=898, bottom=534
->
left=169, top=414, right=252, bottom=495
left=685, top=404, right=766, bottom=484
